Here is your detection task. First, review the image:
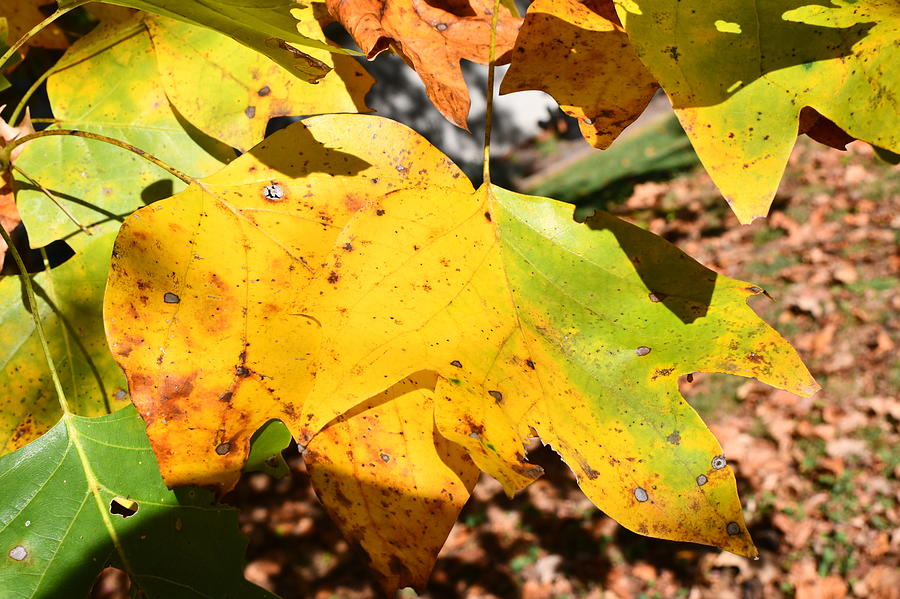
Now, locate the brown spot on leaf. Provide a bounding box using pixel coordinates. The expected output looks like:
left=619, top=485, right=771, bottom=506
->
left=257, top=85, right=271, bottom=96
left=327, top=271, right=340, bottom=284
left=450, top=360, right=463, bottom=368
left=487, top=390, right=503, bottom=404
left=245, top=106, right=256, bottom=118
left=666, top=431, right=681, bottom=445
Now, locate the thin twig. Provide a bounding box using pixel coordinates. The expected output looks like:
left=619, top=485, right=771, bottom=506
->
left=0, top=2, right=88, bottom=71
left=482, top=0, right=503, bottom=185
left=12, top=163, right=92, bottom=235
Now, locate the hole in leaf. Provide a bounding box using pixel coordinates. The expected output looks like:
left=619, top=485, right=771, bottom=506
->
left=109, top=497, right=138, bottom=518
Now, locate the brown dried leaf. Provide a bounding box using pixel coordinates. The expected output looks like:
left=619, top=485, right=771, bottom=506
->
left=326, top=0, right=521, bottom=128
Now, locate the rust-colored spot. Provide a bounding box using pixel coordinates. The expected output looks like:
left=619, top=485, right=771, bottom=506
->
left=746, top=352, right=764, bottom=363
left=327, top=271, right=340, bottom=284
left=342, top=242, right=353, bottom=251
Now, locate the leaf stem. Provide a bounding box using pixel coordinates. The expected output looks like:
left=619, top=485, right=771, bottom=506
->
left=0, top=2, right=88, bottom=70
left=12, top=163, right=93, bottom=235
left=5, top=129, right=195, bottom=184
left=482, top=0, right=502, bottom=185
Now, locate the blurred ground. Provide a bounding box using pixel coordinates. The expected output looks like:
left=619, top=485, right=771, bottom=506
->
left=220, top=136, right=900, bottom=599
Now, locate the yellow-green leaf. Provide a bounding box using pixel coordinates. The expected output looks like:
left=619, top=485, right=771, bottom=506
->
left=59, top=0, right=343, bottom=81
left=616, top=0, right=900, bottom=222
left=306, top=372, right=479, bottom=593
left=145, top=8, right=373, bottom=152
left=501, top=0, right=658, bottom=149
left=13, top=16, right=233, bottom=251
left=1, top=233, right=129, bottom=455
left=105, top=115, right=817, bottom=571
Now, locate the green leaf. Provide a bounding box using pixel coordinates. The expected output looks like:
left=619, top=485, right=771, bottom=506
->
left=617, top=0, right=900, bottom=223
left=62, top=0, right=351, bottom=81
left=0, top=405, right=276, bottom=599
left=0, top=233, right=128, bottom=455
left=244, top=419, right=291, bottom=478
left=13, top=16, right=233, bottom=252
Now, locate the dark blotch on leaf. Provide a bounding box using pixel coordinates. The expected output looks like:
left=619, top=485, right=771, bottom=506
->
left=245, top=106, right=256, bottom=118
left=488, top=390, right=503, bottom=404
left=219, top=391, right=234, bottom=402
left=257, top=85, right=271, bottom=97
left=483, top=211, right=492, bottom=222
left=726, top=521, right=741, bottom=536
left=667, top=431, right=681, bottom=445
left=327, top=271, right=340, bottom=284
left=235, top=366, right=251, bottom=377
left=450, top=360, right=462, bottom=368
left=376, top=209, right=385, bottom=216
left=216, top=442, right=232, bottom=455
left=163, top=292, right=180, bottom=304
left=342, top=242, right=353, bottom=251
left=635, top=346, right=651, bottom=356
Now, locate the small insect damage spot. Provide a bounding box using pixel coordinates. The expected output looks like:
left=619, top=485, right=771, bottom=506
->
left=342, top=242, right=353, bottom=252
left=163, top=292, right=180, bottom=304
left=666, top=430, right=681, bottom=445
left=483, top=211, right=492, bottom=222
left=379, top=453, right=390, bottom=463
left=525, top=359, right=536, bottom=370
left=263, top=183, right=285, bottom=201
left=215, top=442, right=232, bottom=455
left=257, top=85, right=271, bottom=96
left=434, top=22, right=448, bottom=31
left=245, top=106, right=256, bottom=118
left=652, top=367, right=674, bottom=380
left=712, top=455, right=727, bottom=470
left=686, top=373, right=694, bottom=383
left=327, top=271, right=340, bottom=284
left=114, top=389, right=127, bottom=400
left=219, top=391, right=234, bottom=402
left=746, top=352, right=765, bottom=364
left=9, top=545, right=27, bottom=561
left=696, top=474, right=708, bottom=486
left=487, top=390, right=503, bottom=404
left=450, top=360, right=463, bottom=368
left=634, top=487, right=649, bottom=502
left=109, top=497, right=139, bottom=518
left=376, top=209, right=386, bottom=216
left=726, top=521, right=741, bottom=536
left=235, top=365, right=251, bottom=378
left=635, top=346, right=651, bottom=356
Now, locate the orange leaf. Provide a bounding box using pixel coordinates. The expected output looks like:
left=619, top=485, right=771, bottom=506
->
left=327, top=0, right=521, bottom=129
left=501, top=0, right=658, bottom=149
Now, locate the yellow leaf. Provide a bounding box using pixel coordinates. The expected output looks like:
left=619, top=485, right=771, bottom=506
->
left=306, top=372, right=479, bottom=593
left=501, top=0, right=658, bottom=149
left=105, top=115, right=818, bottom=570
left=145, top=7, right=373, bottom=152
